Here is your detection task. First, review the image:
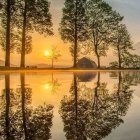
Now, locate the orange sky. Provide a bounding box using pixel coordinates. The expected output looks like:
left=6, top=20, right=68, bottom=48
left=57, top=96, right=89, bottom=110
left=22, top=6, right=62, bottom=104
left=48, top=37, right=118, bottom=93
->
left=0, top=0, right=140, bottom=67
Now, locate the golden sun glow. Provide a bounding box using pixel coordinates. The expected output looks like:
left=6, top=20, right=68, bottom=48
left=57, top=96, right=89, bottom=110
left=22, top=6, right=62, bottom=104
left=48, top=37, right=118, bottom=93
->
left=44, top=83, right=53, bottom=90
left=44, top=51, right=50, bottom=56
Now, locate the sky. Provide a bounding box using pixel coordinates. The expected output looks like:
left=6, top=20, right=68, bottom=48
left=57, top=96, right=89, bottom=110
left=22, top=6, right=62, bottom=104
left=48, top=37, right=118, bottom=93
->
left=0, top=0, right=140, bottom=67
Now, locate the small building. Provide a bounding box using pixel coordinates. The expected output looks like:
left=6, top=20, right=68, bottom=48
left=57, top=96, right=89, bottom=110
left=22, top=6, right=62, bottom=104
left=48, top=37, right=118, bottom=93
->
left=77, top=57, right=97, bottom=69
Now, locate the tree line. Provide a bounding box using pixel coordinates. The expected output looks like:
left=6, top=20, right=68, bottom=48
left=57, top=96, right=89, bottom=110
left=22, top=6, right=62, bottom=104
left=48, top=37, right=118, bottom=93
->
left=59, top=0, right=140, bottom=69
left=60, top=72, right=134, bottom=139
left=0, top=0, right=140, bottom=68
left=1, top=71, right=140, bottom=139
left=0, top=74, right=54, bottom=139
left=0, top=0, right=53, bottom=68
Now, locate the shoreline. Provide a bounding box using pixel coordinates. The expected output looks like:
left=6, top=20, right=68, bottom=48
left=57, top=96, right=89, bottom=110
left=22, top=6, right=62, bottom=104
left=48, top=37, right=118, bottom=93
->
left=0, top=67, right=140, bottom=73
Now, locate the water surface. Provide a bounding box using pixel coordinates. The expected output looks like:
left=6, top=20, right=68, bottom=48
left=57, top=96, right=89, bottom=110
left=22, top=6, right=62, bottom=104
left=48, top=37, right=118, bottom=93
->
left=0, top=71, right=140, bottom=140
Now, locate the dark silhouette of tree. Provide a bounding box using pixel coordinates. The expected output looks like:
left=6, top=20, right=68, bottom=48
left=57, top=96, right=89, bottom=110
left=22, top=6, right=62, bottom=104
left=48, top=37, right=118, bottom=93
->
left=50, top=73, right=61, bottom=94
left=17, top=0, right=53, bottom=68
left=86, top=0, right=123, bottom=68
left=16, top=74, right=54, bottom=140
left=3, top=74, right=11, bottom=139
left=59, top=0, right=88, bottom=68
left=60, top=72, right=133, bottom=140
left=60, top=74, right=90, bottom=139
left=120, top=53, right=140, bottom=69
left=0, top=74, right=54, bottom=140
left=110, top=24, right=133, bottom=68
left=85, top=72, right=133, bottom=140
left=46, top=46, right=61, bottom=68
left=27, top=104, right=53, bottom=140
left=0, top=74, right=21, bottom=139
left=0, top=0, right=18, bottom=67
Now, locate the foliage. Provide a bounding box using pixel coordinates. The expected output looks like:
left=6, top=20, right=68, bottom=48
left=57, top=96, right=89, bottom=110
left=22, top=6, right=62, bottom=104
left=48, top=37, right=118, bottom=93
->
left=0, top=74, right=54, bottom=139
left=46, top=46, right=61, bottom=68
left=0, top=0, right=20, bottom=53
left=109, top=61, right=119, bottom=68
left=16, top=0, right=53, bottom=55
left=59, top=73, right=133, bottom=139
left=111, top=24, right=133, bottom=68
left=59, top=0, right=88, bottom=66
left=85, top=0, right=123, bottom=68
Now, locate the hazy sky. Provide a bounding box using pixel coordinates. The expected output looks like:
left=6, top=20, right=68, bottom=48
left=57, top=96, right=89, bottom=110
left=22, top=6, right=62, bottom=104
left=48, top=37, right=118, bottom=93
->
left=0, top=0, right=140, bottom=67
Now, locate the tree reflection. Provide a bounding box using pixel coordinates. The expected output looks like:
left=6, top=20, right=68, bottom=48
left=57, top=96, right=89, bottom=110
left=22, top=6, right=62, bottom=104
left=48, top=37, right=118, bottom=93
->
left=60, top=72, right=134, bottom=140
left=0, top=74, right=54, bottom=140
left=60, top=74, right=89, bottom=140
left=0, top=74, right=20, bottom=139
left=45, top=73, right=61, bottom=94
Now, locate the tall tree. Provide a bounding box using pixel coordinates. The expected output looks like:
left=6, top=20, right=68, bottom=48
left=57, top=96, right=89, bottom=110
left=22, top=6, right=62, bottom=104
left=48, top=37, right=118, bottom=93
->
left=17, top=0, right=53, bottom=68
left=60, top=72, right=134, bottom=139
left=59, top=0, right=88, bottom=68
left=86, top=0, right=123, bottom=68
left=18, top=74, right=54, bottom=139
left=60, top=74, right=90, bottom=139
left=0, top=74, right=21, bottom=139
left=0, top=74, right=54, bottom=139
left=111, top=24, right=133, bottom=68
left=0, top=0, right=17, bottom=67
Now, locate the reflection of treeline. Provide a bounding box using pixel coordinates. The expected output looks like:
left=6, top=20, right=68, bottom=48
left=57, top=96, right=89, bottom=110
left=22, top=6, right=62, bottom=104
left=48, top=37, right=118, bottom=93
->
left=1, top=0, right=140, bottom=69
left=60, top=72, right=134, bottom=140
left=0, top=74, right=54, bottom=140
left=110, top=71, right=140, bottom=86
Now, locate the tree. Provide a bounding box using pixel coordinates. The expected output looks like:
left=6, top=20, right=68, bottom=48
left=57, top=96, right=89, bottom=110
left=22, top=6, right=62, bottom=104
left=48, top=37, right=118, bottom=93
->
left=45, top=46, right=61, bottom=68
left=86, top=0, right=123, bottom=68
left=0, top=74, right=54, bottom=139
left=109, top=61, right=119, bottom=68
left=0, top=0, right=18, bottom=67
left=60, top=74, right=90, bottom=139
left=17, top=0, right=53, bottom=68
left=111, top=24, right=133, bottom=68
left=122, top=53, right=140, bottom=69
left=0, top=74, right=21, bottom=139
left=60, top=72, right=133, bottom=140
left=59, top=0, right=88, bottom=68
left=85, top=72, right=133, bottom=140
left=17, top=74, right=54, bottom=139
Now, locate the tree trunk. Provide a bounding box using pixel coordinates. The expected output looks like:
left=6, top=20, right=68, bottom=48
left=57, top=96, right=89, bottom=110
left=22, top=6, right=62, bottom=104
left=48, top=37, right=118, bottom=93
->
left=95, top=46, right=101, bottom=69
left=20, top=74, right=28, bottom=140
left=117, top=72, right=122, bottom=100
left=5, top=0, right=11, bottom=67
left=116, top=72, right=122, bottom=115
left=117, top=45, right=121, bottom=69
left=5, top=74, right=10, bottom=139
left=73, top=74, right=78, bottom=137
left=97, top=55, right=100, bottom=69
left=93, top=72, right=100, bottom=114
left=74, top=0, right=78, bottom=68
left=21, top=0, right=27, bottom=68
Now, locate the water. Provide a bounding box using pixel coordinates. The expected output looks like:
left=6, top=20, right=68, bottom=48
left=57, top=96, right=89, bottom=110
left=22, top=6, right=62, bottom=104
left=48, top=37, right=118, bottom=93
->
left=0, top=71, right=140, bottom=140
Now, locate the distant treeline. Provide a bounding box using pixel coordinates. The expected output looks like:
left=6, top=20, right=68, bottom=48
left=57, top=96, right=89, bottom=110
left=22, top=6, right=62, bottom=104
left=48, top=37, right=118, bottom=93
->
left=0, top=0, right=140, bottom=69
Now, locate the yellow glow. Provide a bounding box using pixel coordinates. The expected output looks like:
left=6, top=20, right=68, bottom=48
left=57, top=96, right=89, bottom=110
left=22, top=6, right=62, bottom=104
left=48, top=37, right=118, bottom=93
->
left=44, top=82, right=53, bottom=90
left=44, top=51, right=50, bottom=56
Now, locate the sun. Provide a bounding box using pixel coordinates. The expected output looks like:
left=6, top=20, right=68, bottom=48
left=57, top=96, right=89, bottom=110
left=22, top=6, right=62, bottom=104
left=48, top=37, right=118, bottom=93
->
left=44, top=51, right=50, bottom=56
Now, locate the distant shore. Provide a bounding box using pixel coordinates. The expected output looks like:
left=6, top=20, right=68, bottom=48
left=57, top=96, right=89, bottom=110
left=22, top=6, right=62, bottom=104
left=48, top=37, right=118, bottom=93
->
left=0, top=66, right=140, bottom=73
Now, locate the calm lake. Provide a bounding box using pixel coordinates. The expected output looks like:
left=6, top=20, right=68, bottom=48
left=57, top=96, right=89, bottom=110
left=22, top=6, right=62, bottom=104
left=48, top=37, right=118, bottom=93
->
left=0, top=71, right=140, bottom=140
